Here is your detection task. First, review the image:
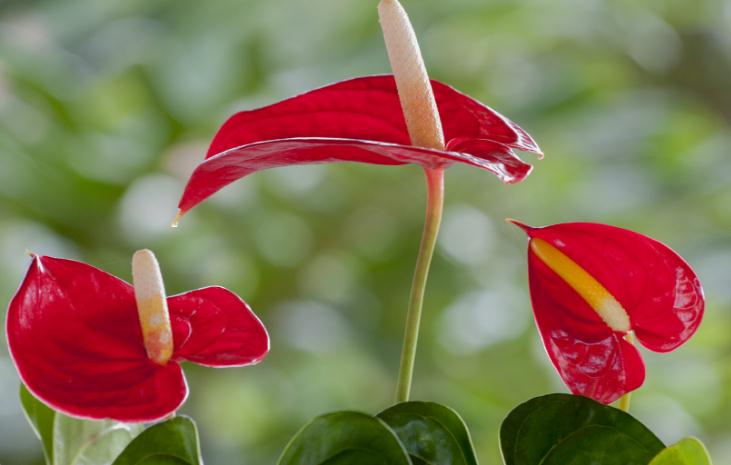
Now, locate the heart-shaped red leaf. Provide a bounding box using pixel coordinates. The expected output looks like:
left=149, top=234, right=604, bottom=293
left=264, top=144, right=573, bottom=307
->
left=6, top=256, right=187, bottom=422
left=514, top=221, right=704, bottom=404
left=6, top=255, right=269, bottom=422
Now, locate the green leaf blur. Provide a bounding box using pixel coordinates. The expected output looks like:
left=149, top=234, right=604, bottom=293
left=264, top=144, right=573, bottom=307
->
left=650, top=438, right=713, bottom=465
left=20, top=385, right=55, bottom=464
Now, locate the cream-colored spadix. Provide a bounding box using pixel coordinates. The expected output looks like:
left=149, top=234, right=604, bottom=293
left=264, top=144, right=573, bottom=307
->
left=132, top=249, right=173, bottom=365
left=378, top=0, right=445, bottom=150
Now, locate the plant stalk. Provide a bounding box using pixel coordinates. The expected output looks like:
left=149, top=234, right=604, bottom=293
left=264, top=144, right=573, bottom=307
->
left=617, top=332, right=636, bottom=412
left=378, top=0, right=446, bottom=402
left=395, top=165, right=445, bottom=402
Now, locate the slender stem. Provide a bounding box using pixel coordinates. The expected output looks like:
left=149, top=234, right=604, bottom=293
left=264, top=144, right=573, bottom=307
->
left=617, top=332, right=636, bottom=412
left=618, top=391, right=631, bottom=413
left=395, top=166, right=445, bottom=402
left=378, top=0, right=446, bottom=402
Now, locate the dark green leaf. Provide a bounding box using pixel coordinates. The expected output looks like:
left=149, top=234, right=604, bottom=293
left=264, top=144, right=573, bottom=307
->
left=277, top=411, right=412, bottom=465
left=20, top=384, right=55, bottom=465
left=539, top=425, right=660, bottom=465
left=649, top=438, right=712, bottom=465
left=500, top=394, right=664, bottom=465
left=112, top=417, right=202, bottom=465
left=377, top=401, right=478, bottom=465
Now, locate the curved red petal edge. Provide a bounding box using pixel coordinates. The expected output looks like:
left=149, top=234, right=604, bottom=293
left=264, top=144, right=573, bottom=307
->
left=6, top=256, right=187, bottom=422
left=169, top=286, right=269, bottom=367
left=527, top=248, right=645, bottom=404
left=6, top=256, right=270, bottom=422
left=177, top=75, right=541, bottom=215
left=514, top=221, right=704, bottom=403
left=178, top=138, right=532, bottom=213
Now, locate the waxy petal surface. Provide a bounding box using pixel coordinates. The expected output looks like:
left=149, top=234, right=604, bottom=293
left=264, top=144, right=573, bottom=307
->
left=169, top=286, right=269, bottom=366
left=528, top=249, right=645, bottom=404
left=517, top=222, right=704, bottom=404
left=6, top=256, right=186, bottom=422
left=6, top=256, right=270, bottom=422
left=178, top=75, right=541, bottom=214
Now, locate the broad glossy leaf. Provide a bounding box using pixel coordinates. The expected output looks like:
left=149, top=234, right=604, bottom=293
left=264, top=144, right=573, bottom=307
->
left=278, top=411, right=412, bottom=465
left=112, top=416, right=202, bottom=465
left=500, top=394, right=664, bottom=465
left=177, top=75, right=542, bottom=215
left=649, top=438, right=712, bottom=465
left=20, top=384, right=56, bottom=464
left=512, top=221, right=704, bottom=404
left=377, top=402, right=478, bottom=465
left=8, top=255, right=268, bottom=422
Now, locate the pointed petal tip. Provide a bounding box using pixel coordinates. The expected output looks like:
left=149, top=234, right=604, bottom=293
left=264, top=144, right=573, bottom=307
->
left=506, top=218, right=534, bottom=234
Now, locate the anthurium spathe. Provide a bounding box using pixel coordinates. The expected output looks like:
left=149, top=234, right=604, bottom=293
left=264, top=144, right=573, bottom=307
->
left=6, top=251, right=269, bottom=422
left=510, top=220, right=704, bottom=404
left=176, top=75, right=542, bottom=217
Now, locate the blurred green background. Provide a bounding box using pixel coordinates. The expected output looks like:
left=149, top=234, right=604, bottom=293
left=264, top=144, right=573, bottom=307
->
left=1, top=0, right=730, bottom=463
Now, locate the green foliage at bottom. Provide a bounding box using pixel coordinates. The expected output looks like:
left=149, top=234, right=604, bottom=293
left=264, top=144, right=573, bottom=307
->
left=278, top=402, right=481, bottom=465
left=500, top=394, right=665, bottom=465
left=20, top=385, right=715, bottom=465
left=277, top=411, right=412, bottom=465
left=377, top=402, right=479, bottom=465
left=20, top=384, right=143, bottom=465
left=649, top=438, right=713, bottom=465
left=111, top=417, right=202, bottom=465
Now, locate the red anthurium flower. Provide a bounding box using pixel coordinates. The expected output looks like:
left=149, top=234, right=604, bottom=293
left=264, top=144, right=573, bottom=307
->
left=176, top=75, right=542, bottom=217
left=510, top=220, right=704, bottom=404
left=6, top=251, right=269, bottom=422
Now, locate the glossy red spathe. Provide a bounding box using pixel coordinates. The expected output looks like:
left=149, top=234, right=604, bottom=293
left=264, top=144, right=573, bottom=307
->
left=177, top=75, right=542, bottom=215
left=6, top=255, right=269, bottom=422
left=512, top=221, right=704, bottom=404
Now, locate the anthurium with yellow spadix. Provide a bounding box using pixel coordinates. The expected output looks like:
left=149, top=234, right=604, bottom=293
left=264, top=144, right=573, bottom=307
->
left=510, top=220, right=704, bottom=404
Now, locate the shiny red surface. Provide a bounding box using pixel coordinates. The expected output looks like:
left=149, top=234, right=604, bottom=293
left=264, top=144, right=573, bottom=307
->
left=515, top=221, right=704, bottom=404
left=6, top=256, right=269, bottom=422
left=178, top=75, right=542, bottom=214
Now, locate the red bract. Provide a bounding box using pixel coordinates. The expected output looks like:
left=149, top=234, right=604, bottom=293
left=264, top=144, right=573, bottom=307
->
left=511, top=221, right=704, bottom=404
left=6, top=255, right=269, bottom=422
left=177, top=75, right=541, bottom=215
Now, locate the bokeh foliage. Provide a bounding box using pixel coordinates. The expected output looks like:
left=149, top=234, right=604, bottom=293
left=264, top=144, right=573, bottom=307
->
left=1, top=0, right=730, bottom=464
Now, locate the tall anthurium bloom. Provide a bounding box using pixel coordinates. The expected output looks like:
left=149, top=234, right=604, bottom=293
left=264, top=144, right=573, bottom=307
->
left=175, top=75, right=542, bottom=217
left=6, top=251, right=269, bottom=422
left=510, top=220, right=704, bottom=404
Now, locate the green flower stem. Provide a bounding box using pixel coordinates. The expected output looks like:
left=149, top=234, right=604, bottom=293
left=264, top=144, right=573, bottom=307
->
left=618, top=332, right=636, bottom=412
left=395, top=165, right=445, bottom=403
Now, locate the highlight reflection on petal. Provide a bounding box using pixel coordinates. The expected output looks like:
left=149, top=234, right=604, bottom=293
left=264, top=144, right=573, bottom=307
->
left=6, top=256, right=187, bottom=422
left=514, top=221, right=704, bottom=404
left=177, top=75, right=541, bottom=215
left=6, top=255, right=270, bottom=422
